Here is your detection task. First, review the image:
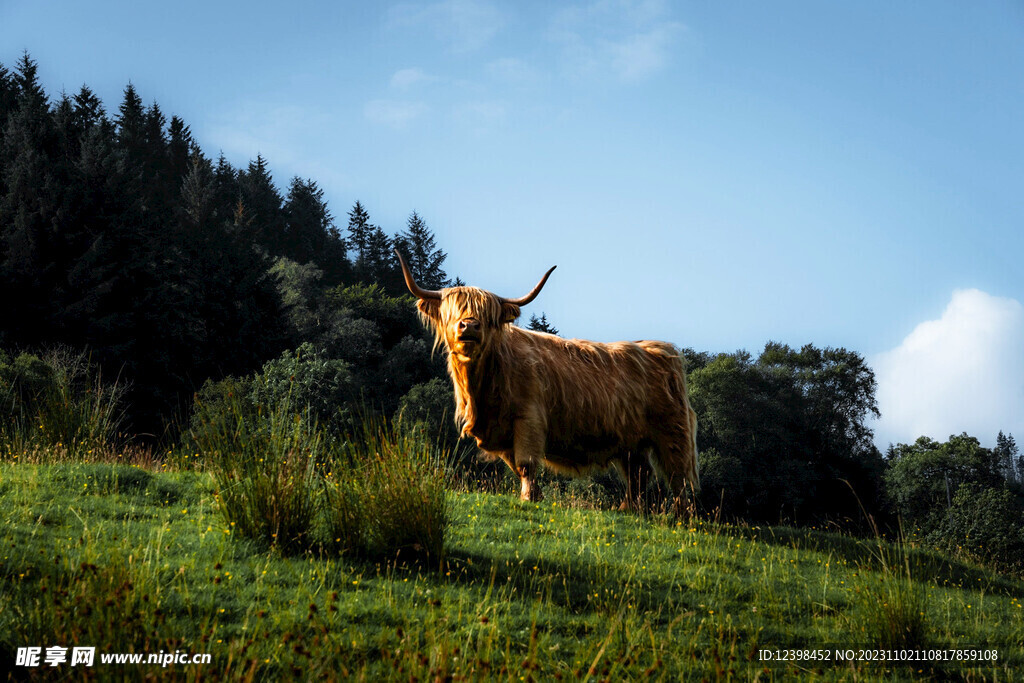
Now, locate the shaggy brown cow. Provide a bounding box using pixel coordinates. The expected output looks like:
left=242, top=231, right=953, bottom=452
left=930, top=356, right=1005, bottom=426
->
left=395, top=250, right=698, bottom=509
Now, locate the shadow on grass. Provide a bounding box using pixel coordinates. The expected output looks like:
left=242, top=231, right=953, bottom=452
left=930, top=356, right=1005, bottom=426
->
left=724, top=525, right=1024, bottom=597
left=435, top=548, right=699, bottom=621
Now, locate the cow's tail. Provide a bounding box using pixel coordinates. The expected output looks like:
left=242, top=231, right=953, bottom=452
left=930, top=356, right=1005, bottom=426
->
left=666, top=351, right=699, bottom=494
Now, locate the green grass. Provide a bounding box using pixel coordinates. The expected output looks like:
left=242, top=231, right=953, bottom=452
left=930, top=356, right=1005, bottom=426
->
left=1, top=461, right=1023, bottom=681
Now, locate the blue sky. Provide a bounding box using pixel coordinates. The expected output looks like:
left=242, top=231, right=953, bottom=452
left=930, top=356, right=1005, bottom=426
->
left=3, top=0, right=1023, bottom=446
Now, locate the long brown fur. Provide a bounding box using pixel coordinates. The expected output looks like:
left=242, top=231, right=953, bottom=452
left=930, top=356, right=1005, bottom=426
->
left=413, top=282, right=699, bottom=509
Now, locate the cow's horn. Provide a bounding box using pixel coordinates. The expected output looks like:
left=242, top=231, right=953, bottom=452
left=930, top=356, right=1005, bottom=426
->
left=500, top=266, right=557, bottom=306
left=394, top=249, right=441, bottom=300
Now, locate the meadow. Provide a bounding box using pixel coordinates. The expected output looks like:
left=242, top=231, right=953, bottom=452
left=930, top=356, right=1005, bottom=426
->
left=1, top=454, right=1022, bottom=681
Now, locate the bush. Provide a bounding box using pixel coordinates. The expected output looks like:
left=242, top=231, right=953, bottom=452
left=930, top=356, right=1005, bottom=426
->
left=251, top=342, right=354, bottom=434
left=933, top=483, right=1024, bottom=575
left=861, top=569, right=929, bottom=649
left=0, top=347, right=124, bottom=461
left=185, top=344, right=353, bottom=463
left=395, top=378, right=456, bottom=442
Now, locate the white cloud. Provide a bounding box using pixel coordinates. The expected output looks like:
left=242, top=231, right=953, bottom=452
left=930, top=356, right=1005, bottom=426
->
left=452, top=100, right=506, bottom=133
left=388, top=0, right=504, bottom=53
left=485, top=57, right=544, bottom=87
left=200, top=103, right=354, bottom=194
left=871, top=289, right=1024, bottom=447
left=606, top=24, right=679, bottom=81
left=205, top=103, right=329, bottom=167
left=548, top=0, right=685, bottom=83
left=390, top=67, right=434, bottom=90
left=363, top=99, right=428, bottom=129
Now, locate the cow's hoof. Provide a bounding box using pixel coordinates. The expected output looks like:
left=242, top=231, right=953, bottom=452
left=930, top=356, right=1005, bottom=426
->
left=519, top=487, right=543, bottom=502
left=618, top=498, right=651, bottom=514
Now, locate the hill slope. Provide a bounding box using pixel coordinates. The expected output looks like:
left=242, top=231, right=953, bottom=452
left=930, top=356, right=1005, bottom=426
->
left=1, top=463, right=1021, bottom=680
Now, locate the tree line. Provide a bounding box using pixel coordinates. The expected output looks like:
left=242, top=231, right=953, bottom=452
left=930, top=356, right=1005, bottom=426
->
left=2, top=54, right=1021, bottom=573
left=0, top=54, right=449, bottom=435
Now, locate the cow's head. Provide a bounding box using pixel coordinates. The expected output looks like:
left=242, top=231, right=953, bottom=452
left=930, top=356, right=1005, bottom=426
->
left=395, top=250, right=555, bottom=362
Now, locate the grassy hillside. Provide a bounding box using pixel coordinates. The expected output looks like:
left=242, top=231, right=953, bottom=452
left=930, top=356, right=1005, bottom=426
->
left=1, top=462, right=1022, bottom=681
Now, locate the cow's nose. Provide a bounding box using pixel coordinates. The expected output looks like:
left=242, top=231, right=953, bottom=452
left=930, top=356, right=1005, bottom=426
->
left=459, top=319, right=480, bottom=332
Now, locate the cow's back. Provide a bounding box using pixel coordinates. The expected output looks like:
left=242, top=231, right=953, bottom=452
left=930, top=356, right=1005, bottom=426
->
left=507, top=328, right=684, bottom=468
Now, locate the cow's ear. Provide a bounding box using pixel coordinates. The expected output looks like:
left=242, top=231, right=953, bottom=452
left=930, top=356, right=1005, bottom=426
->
left=417, top=298, right=441, bottom=322
left=501, top=302, right=521, bottom=324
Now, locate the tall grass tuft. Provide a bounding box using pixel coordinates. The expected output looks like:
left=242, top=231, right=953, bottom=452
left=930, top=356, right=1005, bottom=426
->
left=860, top=536, right=930, bottom=649
left=839, top=480, right=930, bottom=650
left=326, top=419, right=448, bottom=565
left=194, top=394, right=322, bottom=553
left=192, top=390, right=449, bottom=563
left=851, top=507, right=930, bottom=650
left=0, top=347, right=124, bottom=462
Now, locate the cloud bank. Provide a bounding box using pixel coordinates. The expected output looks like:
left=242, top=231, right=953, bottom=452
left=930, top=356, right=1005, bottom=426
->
left=390, top=67, right=434, bottom=90
left=871, top=289, right=1024, bottom=448
left=363, top=99, right=428, bottom=129
left=388, top=0, right=504, bottom=53
left=549, top=0, right=685, bottom=83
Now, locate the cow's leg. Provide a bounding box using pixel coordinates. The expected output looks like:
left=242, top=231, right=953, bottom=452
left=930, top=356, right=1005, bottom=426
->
left=649, top=412, right=699, bottom=514
left=492, top=450, right=519, bottom=481
left=618, top=450, right=654, bottom=512
left=513, top=414, right=546, bottom=502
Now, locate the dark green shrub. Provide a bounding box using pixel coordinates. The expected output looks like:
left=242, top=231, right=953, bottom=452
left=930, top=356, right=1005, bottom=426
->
left=0, top=347, right=124, bottom=461
left=395, top=378, right=456, bottom=441
left=934, top=483, right=1024, bottom=574
left=251, top=342, right=354, bottom=434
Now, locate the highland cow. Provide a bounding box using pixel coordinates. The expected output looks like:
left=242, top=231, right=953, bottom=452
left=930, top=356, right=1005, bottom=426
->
left=395, top=250, right=698, bottom=510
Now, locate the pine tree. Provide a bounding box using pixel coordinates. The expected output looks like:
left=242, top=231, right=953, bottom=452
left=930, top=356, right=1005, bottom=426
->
left=50, top=91, right=100, bottom=314
left=996, top=431, right=1020, bottom=484
left=346, top=201, right=371, bottom=272
left=284, top=177, right=348, bottom=284
left=143, top=102, right=167, bottom=151
left=72, top=86, right=107, bottom=132
left=0, top=63, right=18, bottom=130
left=362, top=224, right=394, bottom=285
left=52, top=93, right=77, bottom=160
left=12, top=52, right=47, bottom=112
left=528, top=313, right=559, bottom=335
left=167, top=115, right=195, bottom=187
left=181, top=153, right=216, bottom=227
left=115, top=83, right=145, bottom=157
left=212, top=153, right=237, bottom=215
left=397, top=211, right=448, bottom=289
left=0, top=53, right=58, bottom=345
left=176, top=152, right=288, bottom=382
left=141, top=102, right=174, bottom=218
left=237, top=154, right=284, bottom=255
